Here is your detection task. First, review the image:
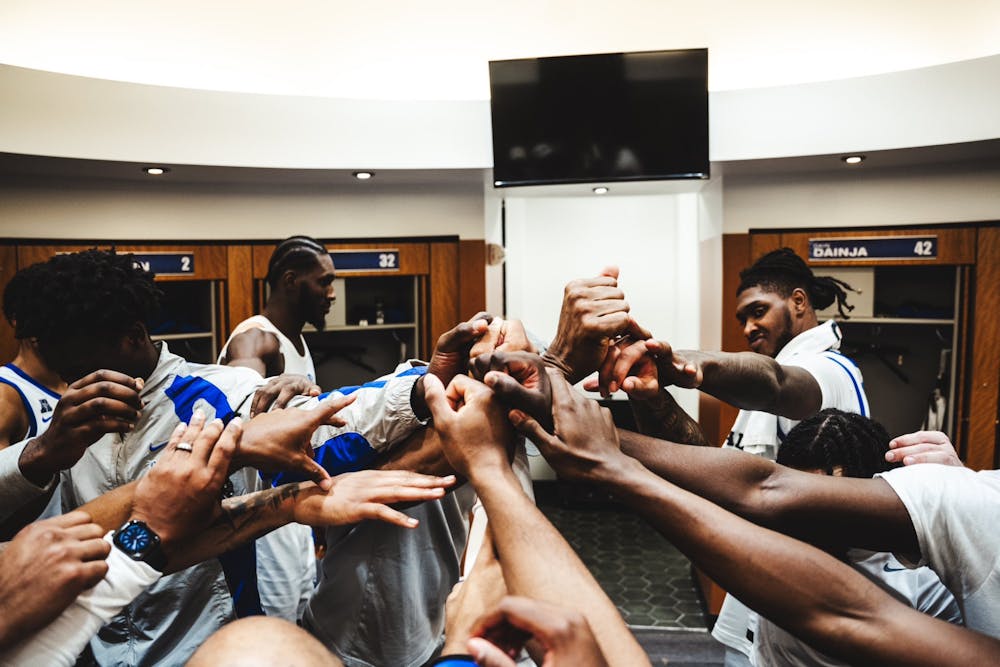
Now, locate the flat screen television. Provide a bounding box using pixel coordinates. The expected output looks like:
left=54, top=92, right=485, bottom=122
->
left=489, top=48, right=709, bottom=187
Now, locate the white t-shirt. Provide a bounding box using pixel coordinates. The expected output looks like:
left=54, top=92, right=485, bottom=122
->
left=752, top=550, right=962, bottom=667
left=876, top=464, right=1000, bottom=638
left=714, top=321, right=869, bottom=657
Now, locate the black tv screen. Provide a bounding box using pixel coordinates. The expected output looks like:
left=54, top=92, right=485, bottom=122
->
left=489, top=48, right=709, bottom=187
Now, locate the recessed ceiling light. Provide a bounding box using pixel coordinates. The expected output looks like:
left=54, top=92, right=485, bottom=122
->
left=592, top=186, right=609, bottom=195
left=841, top=155, right=865, bottom=165
left=353, top=171, right=374, bottom=180
left=143, top=167, right=169, bottom=175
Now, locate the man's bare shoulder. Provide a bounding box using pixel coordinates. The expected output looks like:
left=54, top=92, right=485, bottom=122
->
left=225, top=328, right=281, bottom=359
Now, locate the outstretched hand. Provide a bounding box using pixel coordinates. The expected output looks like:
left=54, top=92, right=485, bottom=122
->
left=250, top=374, right=321, bottom=417
left=131, top=409, right=240, bottom=554
left=509, top=368, right=627, bottom=484
left=886, top=431, right=963, bottom=467
left=472, top=351, right=554, bottom=433
left=237, top=394, right=357, bottom=484
left=292, top=469, right=457, bottom=528
left=545, top=268, right=633, bottom=384
left=0, top=511, right=111, bottom=649
left=584, top=336, right=701, bottom=398
left=423, top=373, right=514, bottom=479
left=468, top=596, right=609, bottom=667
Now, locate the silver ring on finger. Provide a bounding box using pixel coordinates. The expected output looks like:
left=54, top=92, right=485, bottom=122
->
left=176, top=442, right=194, bottom=453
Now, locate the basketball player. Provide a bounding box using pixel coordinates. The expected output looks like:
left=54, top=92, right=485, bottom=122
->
left=219, top=236, right=335, bottom=622
left=0, top=263, right=65, bottom=450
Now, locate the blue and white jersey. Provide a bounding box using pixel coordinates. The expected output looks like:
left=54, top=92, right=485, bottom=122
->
left=57, top=342, right=425, bottom=667
left=0, top=363, right=60, bottom=440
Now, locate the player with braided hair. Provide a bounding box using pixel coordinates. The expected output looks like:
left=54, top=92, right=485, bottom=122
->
left=776, top=408, right=893, bottom=479
left=750, top=409, right=963, bottom=666
left=221, top=235, right=334, bottom=382
left=584, top=247, right=869, bottom=665
left=0, top=248, right=452, bottom=665
left=218, top=236, right=335, bottom=622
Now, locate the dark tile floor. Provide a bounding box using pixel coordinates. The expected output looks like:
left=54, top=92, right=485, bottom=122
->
left=540, top=502, right=708, bottom=629
left=538, top=492, right=725, bottom=665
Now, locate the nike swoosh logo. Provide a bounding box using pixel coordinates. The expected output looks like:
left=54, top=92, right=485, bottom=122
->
left=41, top=416, right=52, bottom=423
left=883, top=563, right=906, bottom=572
left=149, top=442, right=168, bottom=452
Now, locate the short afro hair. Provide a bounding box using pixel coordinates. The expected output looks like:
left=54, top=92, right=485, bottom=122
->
left=738, top=248, right=856, bottom=318
left=16, top=249, right=162, bottom=347
left=3, top=261, right=46, bottom=338
left=777, top=408, right=898, bottom=479
left=265, top=236, right=328, bottom=289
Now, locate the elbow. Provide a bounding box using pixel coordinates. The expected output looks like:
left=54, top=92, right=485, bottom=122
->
left=743, top=468, right=797, bottom=529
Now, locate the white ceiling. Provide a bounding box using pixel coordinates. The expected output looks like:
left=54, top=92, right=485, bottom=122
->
left=2, top=0, right=999, bottom=100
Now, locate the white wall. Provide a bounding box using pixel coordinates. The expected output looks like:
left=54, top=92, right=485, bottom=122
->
left=503, top=191, right=726, bottom=478
left=0, top=178, right=485, bottom=240
left=723, top=164, right=1000, bottom=233
left=4, top=55, right=1000, bottom=169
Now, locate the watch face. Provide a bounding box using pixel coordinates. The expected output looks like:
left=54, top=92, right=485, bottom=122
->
left=117, top=522, right=154, bottom=554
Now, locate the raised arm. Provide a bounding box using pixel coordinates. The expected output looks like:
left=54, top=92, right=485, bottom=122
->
left=614, top=427, right=916, bottom=553
left=512, top=373, right=1000, bottom=666
left=423, top=373, right=649, bottom=667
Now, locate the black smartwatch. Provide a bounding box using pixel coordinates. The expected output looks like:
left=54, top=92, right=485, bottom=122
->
left=113, top=519, right=167, bottom=572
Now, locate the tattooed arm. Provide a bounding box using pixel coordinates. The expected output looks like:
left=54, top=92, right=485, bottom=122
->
left=163, top=482, right=308, bottom=573
left=78, top=471, right=455, bottom=575
left=629, top=390, right=709, bottom=446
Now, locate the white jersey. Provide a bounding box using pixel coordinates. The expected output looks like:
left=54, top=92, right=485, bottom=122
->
left=220, top=314, right=318, bottom=622
left=219, top=314, right=316, bottom=382
left=714, top=321, right=870, bottom=658
left=0, top=363, right=60, bottom=440
left=753, top=551, right=962, bottom=666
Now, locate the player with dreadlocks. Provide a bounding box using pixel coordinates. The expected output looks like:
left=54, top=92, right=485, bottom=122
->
left=584, top=247, right=870, bottom=666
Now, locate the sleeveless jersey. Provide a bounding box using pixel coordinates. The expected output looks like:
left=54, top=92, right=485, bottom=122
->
left=219, top=315, right=315, bottom=382
left=0, top=363, right=61, bottom=439
left=219, top=315, right=317, bottom=622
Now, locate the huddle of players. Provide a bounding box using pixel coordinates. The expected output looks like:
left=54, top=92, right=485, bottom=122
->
left=0, top=238, right=996, bottom=667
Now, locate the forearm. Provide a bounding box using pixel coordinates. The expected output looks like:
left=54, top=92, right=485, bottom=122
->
left=78, top=481, right=308, bottom=573
left=629, top=390, right=708, bottom=446
left=0, top=534, right=160, bottom=666
left=608, top=463, right=998, bottom=666
left=373, top=427, right=456, bottom=477
left=471, top=466, right=649, bottom=667
left=77, top=482, right=138, bottom=532
left=615, top=428, right=916, bottom=552
left=680, top=350, right=820, bottom=419
left=618, top=428, right=776, bottom=519
left=164, top=483, right=310, bottom=573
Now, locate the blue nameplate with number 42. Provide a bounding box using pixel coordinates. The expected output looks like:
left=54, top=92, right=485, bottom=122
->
left=329, top=250, right=400, bottom=272
left=809, top=236, right=937, bottom=261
